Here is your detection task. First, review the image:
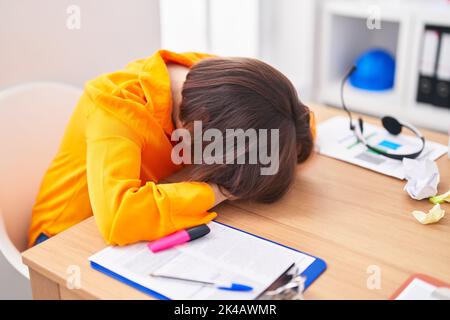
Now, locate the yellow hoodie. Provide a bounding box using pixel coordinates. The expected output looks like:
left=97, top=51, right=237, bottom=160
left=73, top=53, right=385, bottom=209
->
left=28, top=50, right=217, bottom=247
left=29, top=49, right=317, bottom=247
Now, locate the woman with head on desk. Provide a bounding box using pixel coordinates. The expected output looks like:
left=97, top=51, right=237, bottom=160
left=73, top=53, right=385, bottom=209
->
left=29, top=50, right=315, bottom=247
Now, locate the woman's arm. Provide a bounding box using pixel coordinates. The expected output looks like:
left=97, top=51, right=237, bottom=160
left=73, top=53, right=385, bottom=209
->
left=163, top=167, right=229, bottom=206
left=86, top=107, right=218, bottom=245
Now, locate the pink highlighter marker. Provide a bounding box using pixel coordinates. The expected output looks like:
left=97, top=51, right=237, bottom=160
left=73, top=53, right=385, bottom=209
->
left=148, top=224, right=210, bottom=253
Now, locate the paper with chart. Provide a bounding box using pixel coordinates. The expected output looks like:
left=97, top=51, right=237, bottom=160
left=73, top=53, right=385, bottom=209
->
left=316, top=116, right=448, bottom=179
left=89, top=222, right=315, bottom=300
left=395, top=277, right=448, bottom=300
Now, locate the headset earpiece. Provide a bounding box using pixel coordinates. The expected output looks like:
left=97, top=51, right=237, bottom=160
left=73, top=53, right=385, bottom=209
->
left=382, top=116, right=402, bottom=135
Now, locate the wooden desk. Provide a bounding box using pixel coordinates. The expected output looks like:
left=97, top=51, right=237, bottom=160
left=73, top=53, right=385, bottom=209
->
left=22, top=104, right=450, bottom=300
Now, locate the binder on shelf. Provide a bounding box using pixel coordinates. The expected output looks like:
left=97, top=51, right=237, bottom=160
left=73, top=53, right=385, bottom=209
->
left=416, top=28, right=439, bottom=105
left=435, top=31, right=450, bottom=109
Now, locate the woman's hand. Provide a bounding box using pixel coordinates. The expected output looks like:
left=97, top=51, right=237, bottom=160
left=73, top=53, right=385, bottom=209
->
left=210, top=183, right=230, bottom=206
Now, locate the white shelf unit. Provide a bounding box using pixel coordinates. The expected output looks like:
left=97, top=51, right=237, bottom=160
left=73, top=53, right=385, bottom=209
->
left=407, top=4, right=450, bottom=131
left=317, top=0, right=450, bottom=132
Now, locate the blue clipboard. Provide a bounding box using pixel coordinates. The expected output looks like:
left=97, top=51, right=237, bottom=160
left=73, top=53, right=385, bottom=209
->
left=90, top=222, right=327, bottom=300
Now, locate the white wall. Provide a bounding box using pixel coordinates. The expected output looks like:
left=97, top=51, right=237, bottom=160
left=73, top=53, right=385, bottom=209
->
left=209, top=0, right=260, bottom=57
left=260, top=0, right=318, bottom=101
left=160, top=0, right=318, bottom=100
left=160, top=0, right=209, bottom=52
left=160, top=0, right=259, bottom=57
left=0, top=0, right=161, bottom=89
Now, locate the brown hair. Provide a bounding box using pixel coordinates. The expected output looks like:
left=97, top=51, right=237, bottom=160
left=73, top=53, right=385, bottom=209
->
left=180, top=57, right=313, bottom=203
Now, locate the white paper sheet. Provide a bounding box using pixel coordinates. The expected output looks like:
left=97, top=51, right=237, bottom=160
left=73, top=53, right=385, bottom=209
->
left=396, top=278, right=439, bottom=300
left=403, top=158, right=439, bottom=200
left=316, top=116, right=448, bottom=179
left=89, top=222, right=315, bottom=300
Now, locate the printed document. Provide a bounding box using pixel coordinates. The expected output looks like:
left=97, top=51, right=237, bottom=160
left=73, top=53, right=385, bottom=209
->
left=89, top=222, right=315, bottom=300
left=316, top=116, right=448, bottom=179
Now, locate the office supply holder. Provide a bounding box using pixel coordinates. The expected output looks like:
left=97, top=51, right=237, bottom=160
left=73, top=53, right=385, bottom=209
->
left=259, top=264, right=306, bottom=300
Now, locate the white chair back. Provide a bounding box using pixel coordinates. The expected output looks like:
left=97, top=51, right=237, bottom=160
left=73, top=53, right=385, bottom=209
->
left=0, top=82, right=82, bottom=257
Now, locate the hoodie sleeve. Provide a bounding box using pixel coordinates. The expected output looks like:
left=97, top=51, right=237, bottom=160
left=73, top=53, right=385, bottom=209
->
left=85, top=106, right=217, bottom=246
left=309, top=110, right=317, bottom=140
